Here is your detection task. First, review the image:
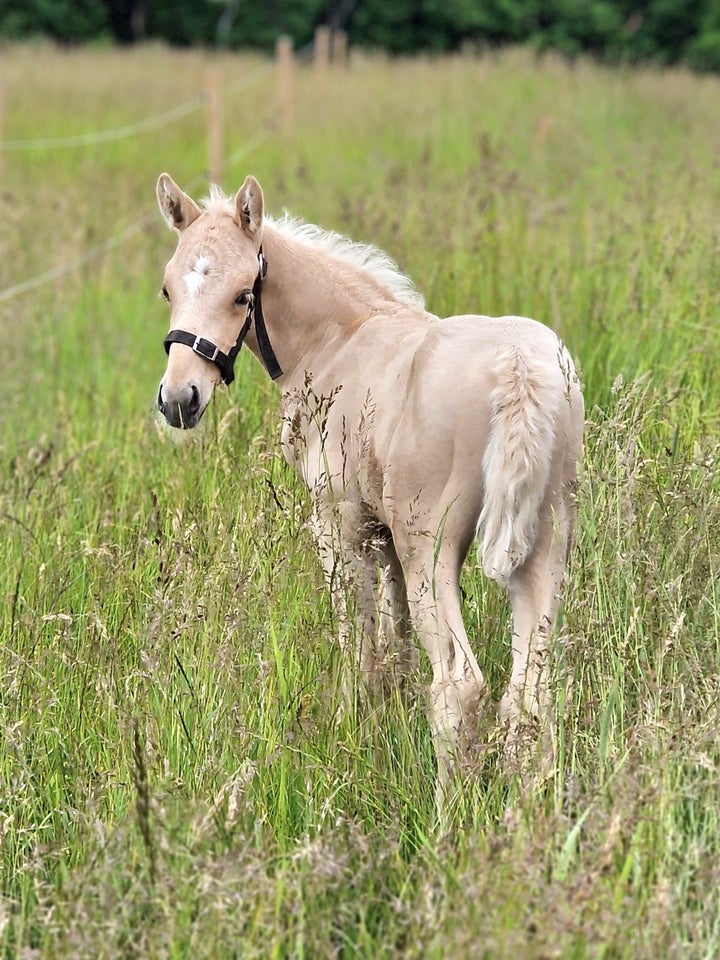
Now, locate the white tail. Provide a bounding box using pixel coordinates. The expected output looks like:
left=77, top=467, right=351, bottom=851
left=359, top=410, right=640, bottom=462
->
left=477, top=346, right=560, bottom=585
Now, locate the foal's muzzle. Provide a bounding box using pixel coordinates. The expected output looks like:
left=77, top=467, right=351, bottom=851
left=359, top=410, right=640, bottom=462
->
left=157, top=381, right=203, bottom=429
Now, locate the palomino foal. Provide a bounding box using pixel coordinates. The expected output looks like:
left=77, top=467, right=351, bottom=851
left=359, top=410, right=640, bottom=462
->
left=156, top=173, right=584, bottom=797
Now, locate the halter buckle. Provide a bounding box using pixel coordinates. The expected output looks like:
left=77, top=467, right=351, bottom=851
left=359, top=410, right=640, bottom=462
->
left=192, top=336, right=220, bottom=363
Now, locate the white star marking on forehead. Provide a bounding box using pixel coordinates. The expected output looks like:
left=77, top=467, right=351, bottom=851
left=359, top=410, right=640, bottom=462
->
left=183, top=255, right=213, bottom=297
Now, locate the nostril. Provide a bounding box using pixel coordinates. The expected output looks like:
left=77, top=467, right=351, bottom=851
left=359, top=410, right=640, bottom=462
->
left=188, top=384, right=200, bottom=417
left=157, top=384, right=166, bottom=412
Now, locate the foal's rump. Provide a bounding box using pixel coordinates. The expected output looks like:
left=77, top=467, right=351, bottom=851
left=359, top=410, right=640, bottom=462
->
left=461, top=314, right=582, bottom=585
left=418, top=313, right=582, bottom=585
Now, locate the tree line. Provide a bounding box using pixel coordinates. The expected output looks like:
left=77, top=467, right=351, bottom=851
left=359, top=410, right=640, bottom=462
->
left=3, top=0, right=720, bottom=73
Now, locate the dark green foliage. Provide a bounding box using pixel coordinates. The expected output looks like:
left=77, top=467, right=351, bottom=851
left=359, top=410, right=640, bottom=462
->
left=686, top=28, right=720, bottom=69
left=0, top=0, right=109, bottom=42
left=2, top=0, right=720, bottom=71
left=685, top=0, right=720, bottom=68
left=143, top=0, right=216, bottom=47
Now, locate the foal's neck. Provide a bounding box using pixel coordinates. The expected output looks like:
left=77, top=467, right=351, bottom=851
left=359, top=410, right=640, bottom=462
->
left=256, top=225, right=402, bottom=381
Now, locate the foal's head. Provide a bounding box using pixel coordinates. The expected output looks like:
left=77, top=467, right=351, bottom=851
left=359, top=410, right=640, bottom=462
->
left=156, top=173, right=264, bottom=429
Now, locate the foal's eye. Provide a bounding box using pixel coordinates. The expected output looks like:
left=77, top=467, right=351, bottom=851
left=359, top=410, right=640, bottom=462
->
left=235, top=289, right=253, bottom=307
left=161, top=285, right=170, bottom=302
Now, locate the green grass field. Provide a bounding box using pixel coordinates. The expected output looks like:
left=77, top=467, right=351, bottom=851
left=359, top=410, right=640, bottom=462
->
left=1, top=42, right=720, bottom=958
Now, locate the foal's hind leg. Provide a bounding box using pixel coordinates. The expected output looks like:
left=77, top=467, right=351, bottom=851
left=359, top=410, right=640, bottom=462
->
left=501, top=487, right=574, bottom=747
left=395, top=534, right=487, bottom=798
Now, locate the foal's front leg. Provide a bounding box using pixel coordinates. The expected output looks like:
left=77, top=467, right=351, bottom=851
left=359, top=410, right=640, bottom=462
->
left=376, top=544, right=418, bottom=686
left=311, top=502, right=415, bottom=701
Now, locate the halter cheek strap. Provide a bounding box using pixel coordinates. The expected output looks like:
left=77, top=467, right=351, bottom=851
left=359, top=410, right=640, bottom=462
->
left=163, top=247, right=282, bottom=385
left=251, top=250, right=283, bottom=381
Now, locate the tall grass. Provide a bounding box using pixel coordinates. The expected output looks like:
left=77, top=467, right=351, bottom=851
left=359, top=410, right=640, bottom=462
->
left=1, top=43, right=719, bottom=957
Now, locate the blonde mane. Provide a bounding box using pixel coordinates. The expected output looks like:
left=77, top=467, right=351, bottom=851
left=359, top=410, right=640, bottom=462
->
left=201, top=187, right=424, bottom=309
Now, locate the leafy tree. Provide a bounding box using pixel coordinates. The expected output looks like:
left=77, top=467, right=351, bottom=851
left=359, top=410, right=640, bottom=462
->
left=104, top=0, right=146, bottom=44
left=529, top=0, right=626, bottom=57
left=144, top=0, right=215, bottom=46
left=0, top=0, right=108, bottom=41
left=2, top=0, right=720, bottom=74
left=685, top=0, right=720, bottom=69
left=224, top=0, right=326, bottom=51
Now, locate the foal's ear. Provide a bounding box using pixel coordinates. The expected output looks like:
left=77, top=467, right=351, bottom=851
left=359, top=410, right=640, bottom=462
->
left=156, top=173, right=202, bottom=232
left=235, top=175, right=264, bottom=239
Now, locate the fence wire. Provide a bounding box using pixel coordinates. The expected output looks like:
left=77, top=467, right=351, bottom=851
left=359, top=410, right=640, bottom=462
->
left=0, top=216, right=157, bottom=305
left=0, top=71, right=272, bottom=306
left=0, top=95, right=205, bottom=151
left=0, top=64, right=273, bottom=152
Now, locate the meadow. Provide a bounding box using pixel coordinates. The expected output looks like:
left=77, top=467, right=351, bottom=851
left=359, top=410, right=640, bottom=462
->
left=1, top=42, right=720, bottom=958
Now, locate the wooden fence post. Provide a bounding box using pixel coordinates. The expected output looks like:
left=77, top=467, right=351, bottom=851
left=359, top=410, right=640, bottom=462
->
left=276, top=35, right=293, bottom=137
left=315, top=26, right=330, bottom=72
left=333, top=30, right=347, bottom=65
left=205, top=68, right=223, bottom=186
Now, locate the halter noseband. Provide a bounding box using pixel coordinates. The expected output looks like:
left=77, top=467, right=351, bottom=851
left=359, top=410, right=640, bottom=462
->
left=163, top=247, right=282, bottom=384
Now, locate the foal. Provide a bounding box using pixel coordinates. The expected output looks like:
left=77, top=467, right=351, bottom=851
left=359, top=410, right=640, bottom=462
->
left=155, top=173, right=584, bottom=797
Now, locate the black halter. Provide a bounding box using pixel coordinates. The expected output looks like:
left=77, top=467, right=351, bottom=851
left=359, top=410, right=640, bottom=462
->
left=163, top=247, right=282, bottom=384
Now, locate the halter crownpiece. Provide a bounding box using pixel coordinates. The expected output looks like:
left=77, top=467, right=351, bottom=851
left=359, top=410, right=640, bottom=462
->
left=163, top=246, right=282, bottom=384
